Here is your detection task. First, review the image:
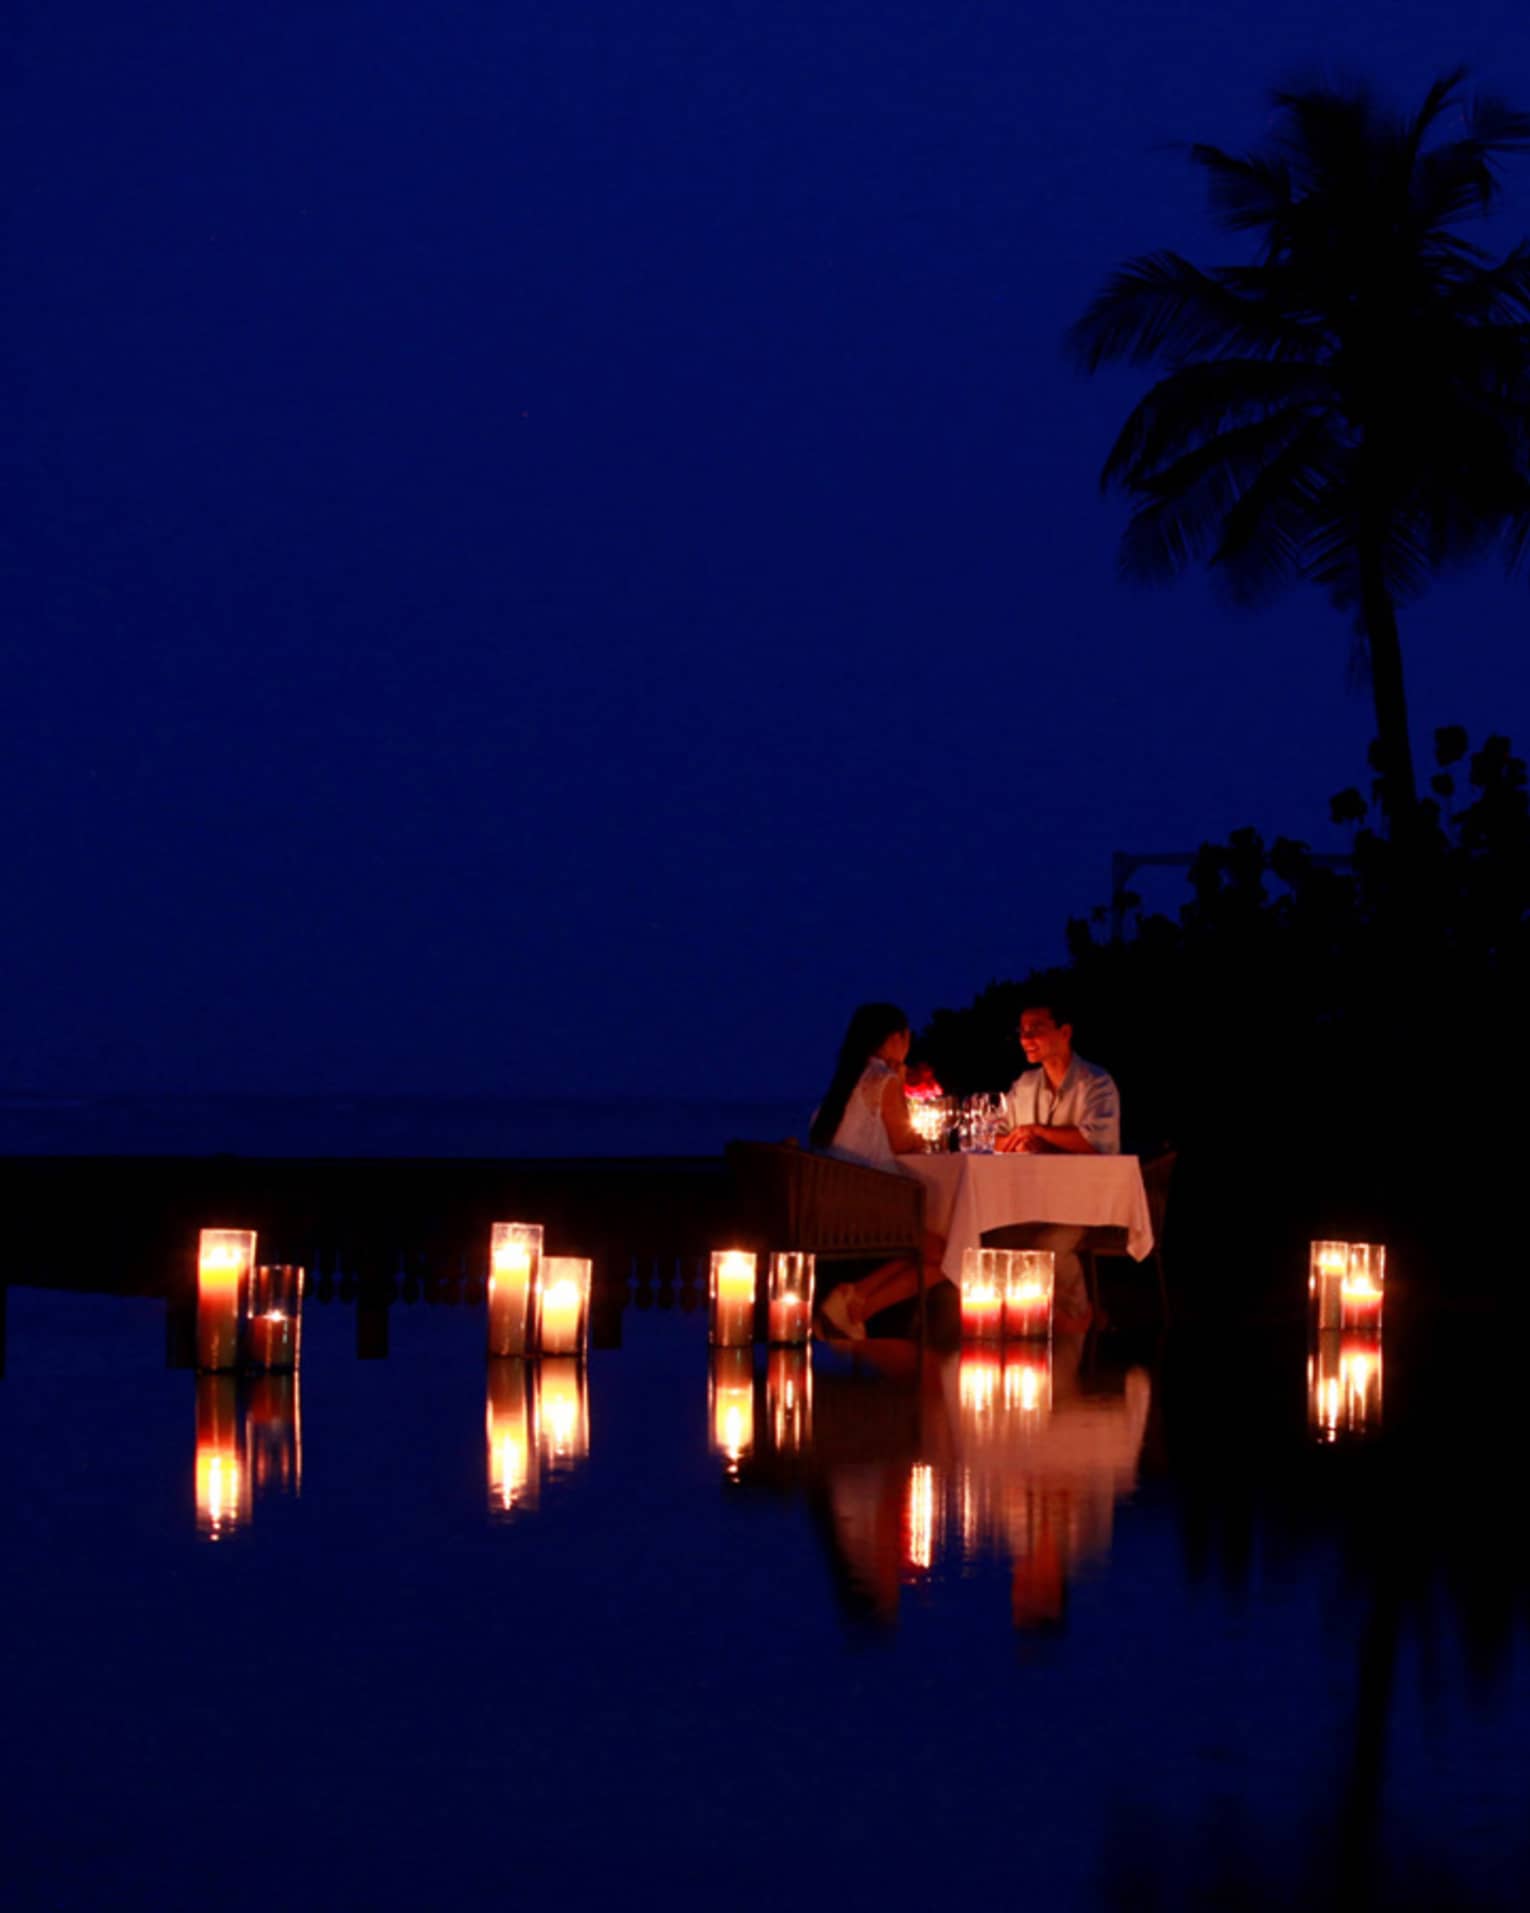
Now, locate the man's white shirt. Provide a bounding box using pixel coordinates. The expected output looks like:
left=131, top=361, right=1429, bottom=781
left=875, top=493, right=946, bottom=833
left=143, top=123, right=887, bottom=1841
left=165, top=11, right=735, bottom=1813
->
left=1001, top=1055, right=1121, bottom=1155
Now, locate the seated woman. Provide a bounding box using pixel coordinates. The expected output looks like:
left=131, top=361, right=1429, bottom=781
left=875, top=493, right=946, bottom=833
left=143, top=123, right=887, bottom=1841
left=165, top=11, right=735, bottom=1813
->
left=808, top=1002, right=944, bottom=1339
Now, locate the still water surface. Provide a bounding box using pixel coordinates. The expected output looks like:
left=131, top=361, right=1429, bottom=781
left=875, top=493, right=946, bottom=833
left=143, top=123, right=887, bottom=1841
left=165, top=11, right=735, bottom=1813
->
left=2, top=1278, right=1527, bottom=1911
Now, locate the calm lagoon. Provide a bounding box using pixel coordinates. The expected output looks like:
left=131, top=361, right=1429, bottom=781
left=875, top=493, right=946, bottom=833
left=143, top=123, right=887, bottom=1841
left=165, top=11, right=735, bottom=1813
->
left=2, top=1231, right=1527, bottom=1910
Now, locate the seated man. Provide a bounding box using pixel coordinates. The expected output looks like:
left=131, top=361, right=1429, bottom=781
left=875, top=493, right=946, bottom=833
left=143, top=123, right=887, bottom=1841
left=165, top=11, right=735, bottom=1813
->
left=991, top=997, right=1121, bottom=1331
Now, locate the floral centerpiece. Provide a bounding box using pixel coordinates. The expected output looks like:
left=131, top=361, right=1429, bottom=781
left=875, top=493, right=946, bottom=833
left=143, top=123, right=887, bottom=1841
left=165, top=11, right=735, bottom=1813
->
left=905, top=1063, right=951, bottom=1148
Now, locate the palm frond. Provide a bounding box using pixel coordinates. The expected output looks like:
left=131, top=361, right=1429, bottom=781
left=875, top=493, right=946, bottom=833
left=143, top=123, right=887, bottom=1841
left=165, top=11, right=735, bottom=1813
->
left=1116, top=411, right=1314, bottom=582
left=1067, top=253, right=1305, bottom=373
left=1460, top=89, right=1530, bottom=153
left=1306, top=500, right=1432, bottom=607
left=1071, top=66, right=1530, bottom=665
left=1209, top=428, right=1335, bottom=603
left=1413, top=139, right=1499, bottom=227
left=1100, top=359, right=1336, bottom=491
left=1188, top=143, right=1294, bottom=234
left=1433, top=244, right=1530, bottom=322
left=1404, top=68, right=1469, bottom=164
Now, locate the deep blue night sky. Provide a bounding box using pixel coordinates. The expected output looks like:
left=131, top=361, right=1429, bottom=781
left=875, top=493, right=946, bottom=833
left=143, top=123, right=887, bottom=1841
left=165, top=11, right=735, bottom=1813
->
left=5, top=3, right=1530, bottom=1102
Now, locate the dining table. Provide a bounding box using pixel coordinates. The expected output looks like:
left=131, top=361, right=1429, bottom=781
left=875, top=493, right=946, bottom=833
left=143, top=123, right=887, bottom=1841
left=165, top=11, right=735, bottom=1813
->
left=897, top=1150, right=1154, bottom=1285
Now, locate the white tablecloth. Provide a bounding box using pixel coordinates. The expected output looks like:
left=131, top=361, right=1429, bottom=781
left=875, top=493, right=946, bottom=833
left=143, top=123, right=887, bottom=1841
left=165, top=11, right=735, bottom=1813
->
left=898, top=1153, right=1154, bottom=1284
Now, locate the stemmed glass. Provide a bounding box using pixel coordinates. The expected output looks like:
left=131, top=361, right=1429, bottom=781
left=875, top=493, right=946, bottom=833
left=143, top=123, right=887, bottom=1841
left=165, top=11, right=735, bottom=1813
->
left=959, top=1095, right=1002, bottom=1153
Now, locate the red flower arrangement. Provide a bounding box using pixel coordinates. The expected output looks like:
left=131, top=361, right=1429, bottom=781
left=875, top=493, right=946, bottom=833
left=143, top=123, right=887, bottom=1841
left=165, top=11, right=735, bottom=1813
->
left=904, top=1062, right=945, bottom=1101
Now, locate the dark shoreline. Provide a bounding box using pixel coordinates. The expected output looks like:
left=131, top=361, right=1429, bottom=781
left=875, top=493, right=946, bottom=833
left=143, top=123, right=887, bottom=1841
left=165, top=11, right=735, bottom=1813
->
left=4, top=1140, right=1520, bottom=1329
left=0, top=1152, right=734, bottom=1299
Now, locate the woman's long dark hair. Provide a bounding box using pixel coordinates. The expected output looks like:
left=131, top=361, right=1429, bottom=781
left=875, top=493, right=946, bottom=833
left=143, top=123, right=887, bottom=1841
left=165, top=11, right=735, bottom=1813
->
left=809, top=1002, right=910, bottom=1149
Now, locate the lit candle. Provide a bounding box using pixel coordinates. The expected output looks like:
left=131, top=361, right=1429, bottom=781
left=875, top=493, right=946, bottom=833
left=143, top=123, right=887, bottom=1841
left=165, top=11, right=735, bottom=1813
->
left=488, top=1223, right=542, bottom=1357
left=960, top=1249, right=1004, bottom=1341
left=197, top=1229, right=255, bottom=1372
left=535, top=1357, right=590, bottom=1474
left=1003, top=1251, right=1055, bottom=1340
left=536, top=1256, right=592, bottom=1357
left=766, top=1252, right=814, bottom=1345
left=765, top=1348, right=812, bottom=1454
left=1309, top=1240, right=1351, bottom=1329
left=1340, top=1242, right=1385, bottom=1329
left=486, top=1358, right=538, bottom=1513
left=709, top=1250, right=758, bottom=1347
left=194, top=1374, right=250, bottom=1540
left=247, top=1264, right=303, bottom=1370
left=709, top=1347, right=755, bottom=1472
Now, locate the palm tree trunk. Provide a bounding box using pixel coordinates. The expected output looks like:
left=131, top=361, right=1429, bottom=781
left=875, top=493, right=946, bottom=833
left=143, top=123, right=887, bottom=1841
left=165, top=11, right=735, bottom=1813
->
left=1358, top=568, right=1418, bottom=837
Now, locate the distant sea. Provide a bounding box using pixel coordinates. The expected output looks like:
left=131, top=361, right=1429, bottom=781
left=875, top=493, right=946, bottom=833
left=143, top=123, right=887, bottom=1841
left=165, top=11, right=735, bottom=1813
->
left=0, top=1095, right=809, bottom=1159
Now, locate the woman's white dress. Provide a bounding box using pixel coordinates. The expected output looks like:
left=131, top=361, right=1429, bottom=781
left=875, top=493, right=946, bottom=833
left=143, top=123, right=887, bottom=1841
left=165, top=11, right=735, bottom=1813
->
left=826, top=1058, right=899, bottom=1168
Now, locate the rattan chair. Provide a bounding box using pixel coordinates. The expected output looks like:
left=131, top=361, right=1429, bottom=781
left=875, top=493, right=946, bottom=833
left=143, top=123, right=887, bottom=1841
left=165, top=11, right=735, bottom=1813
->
left=724, top=1141, right=928, bottom=1327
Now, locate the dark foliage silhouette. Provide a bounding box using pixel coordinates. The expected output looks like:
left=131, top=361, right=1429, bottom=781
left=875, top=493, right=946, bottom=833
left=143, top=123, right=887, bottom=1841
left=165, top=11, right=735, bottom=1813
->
left=919, top=727, right=1530, bottom=1284
left=1070, top=72, right=1530, bottom=832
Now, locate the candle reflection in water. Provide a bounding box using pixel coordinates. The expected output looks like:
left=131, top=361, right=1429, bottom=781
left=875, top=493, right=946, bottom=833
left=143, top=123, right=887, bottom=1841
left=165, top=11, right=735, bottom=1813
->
left=959, top=1348, right=1004, bottom=1445
left=194, top=1375, right=250, bottom=1540
left=1003, top=1347, right=1054, bottom=1421
left=765, top=1347, right=812, bottom=1455
left=904, top=1462, right=941, bottom=1574
left=536, top=1357, right=590, bottom=1474
left=244, top=1373, right=302, bottom=1498
left=197, top=1229, right=255, bottom=1372
left=486, top=1359, right=538, bottom=1515
left=1309, top=1330, right=1384, bottom=1442
left=709, top=1347, right=756, bottom=1474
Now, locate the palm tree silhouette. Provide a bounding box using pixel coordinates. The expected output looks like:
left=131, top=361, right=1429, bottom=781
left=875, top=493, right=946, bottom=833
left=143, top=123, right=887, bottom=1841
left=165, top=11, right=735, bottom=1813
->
left=1070, top=71, right=1530, bottom=834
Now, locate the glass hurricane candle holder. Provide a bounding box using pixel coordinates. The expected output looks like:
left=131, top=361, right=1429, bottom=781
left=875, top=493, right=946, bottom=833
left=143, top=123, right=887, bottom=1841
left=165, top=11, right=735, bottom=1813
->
left=1003, top=1251, right=1055, bottom=1340
left=534, top=1256, right=592, bottom=1357
left=197, top=1229, right=256, bottom=1372
left=247, top=1264, right=303, bottom=1371
left=765, top=1348, right=812, bottom=1455
left=909, top=1097, right=950, bottom=1151
left=766, top=1252, right=814, bottom=1345
left=709, top=1250, right=758, bottom=1347
left=486, top=1358, right=538, bottom=1515
left=194, top=1374, right=250, bottom=1541
left=1340, top=1242, right=1385, bottom=1329
left=709, top=1347, right=756, bottom=1473
left=1309, top=1240, right=1350, bottom=1330
left=488, top=1223, right=542, bottom=1357
left=960, top=1249, right=1005, bottom=1341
